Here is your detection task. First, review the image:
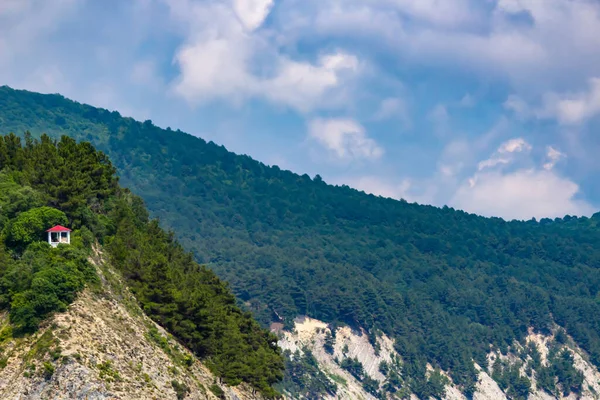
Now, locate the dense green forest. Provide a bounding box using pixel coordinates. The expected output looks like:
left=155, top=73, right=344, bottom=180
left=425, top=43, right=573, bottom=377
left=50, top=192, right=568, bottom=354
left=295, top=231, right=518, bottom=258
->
left=0, top=132, right=283, bottom=397
left=2, top=86, right=600, bottom=397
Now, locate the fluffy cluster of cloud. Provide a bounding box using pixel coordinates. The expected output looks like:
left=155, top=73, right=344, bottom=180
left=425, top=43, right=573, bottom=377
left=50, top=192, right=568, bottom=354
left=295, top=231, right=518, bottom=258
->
left=167, top=0, right=360, bottom=112
left=349, top=136, right=594, bottom=221
left=451, top=138, right=594, bottom=220
left=506, top=78, right=600, bottom=125
left=308, top=118, right=383, bottom=161
left=274, top=0, right=600, bottom=89
left=477, top=138, right=532, bottom=171
left=1, top=0, right=599, bottom=221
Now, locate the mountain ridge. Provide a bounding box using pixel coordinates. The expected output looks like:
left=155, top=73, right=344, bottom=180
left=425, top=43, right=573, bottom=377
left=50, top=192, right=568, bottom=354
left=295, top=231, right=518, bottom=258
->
left=2, top=85, right=600, bottom=399
left=0, top=244, right=263, bottom=400
left=0, top=130, right=283, bottom=398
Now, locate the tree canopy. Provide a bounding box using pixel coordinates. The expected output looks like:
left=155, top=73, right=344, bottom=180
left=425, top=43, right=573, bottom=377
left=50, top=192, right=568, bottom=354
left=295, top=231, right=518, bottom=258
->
left=1, top=85, right=599, bottom=397
left=0, top=132, right=284, bottom=397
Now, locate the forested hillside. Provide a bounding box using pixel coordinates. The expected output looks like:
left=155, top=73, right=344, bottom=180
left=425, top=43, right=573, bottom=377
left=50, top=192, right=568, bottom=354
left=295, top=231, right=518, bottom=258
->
left=0, top=132, right=283, bottom=397
left=2, top=86, right=600, bottom=398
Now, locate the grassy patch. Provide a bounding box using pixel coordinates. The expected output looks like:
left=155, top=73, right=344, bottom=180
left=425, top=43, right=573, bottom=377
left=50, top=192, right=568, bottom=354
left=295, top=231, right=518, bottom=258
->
left=0, top=324, right=13, bottom=345
left=171, top=380, right=190, bottom=400
left=328, top=373, right=348, bottom=387
left=209, top=383, right=226, bottom=399
left=42, top=361, right=55, bottom=380
left=145, top=325, right=191, bottom=367
left=142, top=373, right=152, bottom=384
left=26, top=330, right=58, bottom=361
left=96, top=360, right=121, bottom=382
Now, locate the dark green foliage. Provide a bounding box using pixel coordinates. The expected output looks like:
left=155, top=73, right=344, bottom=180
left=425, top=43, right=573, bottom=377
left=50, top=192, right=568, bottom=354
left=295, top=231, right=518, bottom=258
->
left=536, top=343, right=584, bottom=397
left=3, top=86, right=600, bottom=396
left=408, top=369, right=450, bottom=400
left=379, top=358, right=405, bottom=395
left=383, top=370, right=403, bottom=394
left=552, top=350, right=584, bottom=396
left=171, top=380, right=190, bottom=400
left=379, top=360, right=389, bottom=376
left=209, top=383, right=226, bottom=399
left=4, top=207, right=68, bottom=250
left=106, top=196, right=283, bottom=396
left=0, top=133, right=284, bottom=396
left=42, top=361, right=55, bottom=380
left=278, top=349, right=337, bottom=399
left=361, top=376, right=381, bottom=398
left=0, top=133, right=116, bottom=334
left=323, top=331, right=335, bottom=355
left=555, top=328, right=568, bottom=345
left=492, top=359, right=531, bottom=400
left=340, top=357, right=365, bottom=381
left=4, top=244, right=96, bottom=333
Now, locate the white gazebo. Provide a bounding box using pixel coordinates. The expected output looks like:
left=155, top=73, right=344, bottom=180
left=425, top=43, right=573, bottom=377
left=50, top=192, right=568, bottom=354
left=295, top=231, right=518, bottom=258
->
left=46, top=225, right=71, bottom=247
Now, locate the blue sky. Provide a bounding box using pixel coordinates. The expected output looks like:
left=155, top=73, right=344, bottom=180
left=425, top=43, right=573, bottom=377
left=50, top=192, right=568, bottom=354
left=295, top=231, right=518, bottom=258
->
left=2, top=0, right=600, bottom=220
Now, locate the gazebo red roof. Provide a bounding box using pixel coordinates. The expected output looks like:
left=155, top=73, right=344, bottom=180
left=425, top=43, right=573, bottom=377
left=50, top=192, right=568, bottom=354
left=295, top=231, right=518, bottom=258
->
left=46, top=225, right=72, bottom=233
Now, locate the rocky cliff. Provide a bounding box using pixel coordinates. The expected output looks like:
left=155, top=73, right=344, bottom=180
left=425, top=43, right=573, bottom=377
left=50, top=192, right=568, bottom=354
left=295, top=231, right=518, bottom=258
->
left=277, top=317, right=600, bottom=400
left=0, top=247, right=263, bottom=400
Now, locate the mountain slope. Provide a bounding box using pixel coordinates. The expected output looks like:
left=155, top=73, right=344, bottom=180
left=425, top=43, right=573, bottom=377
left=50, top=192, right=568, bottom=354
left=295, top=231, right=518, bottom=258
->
left=2, top=86, right=600, bottom=398
left=0, top=132, right=283, bottom=398
left=278, top=316, right=600, bottom=400
left=0, top=246, right=261, bottom=400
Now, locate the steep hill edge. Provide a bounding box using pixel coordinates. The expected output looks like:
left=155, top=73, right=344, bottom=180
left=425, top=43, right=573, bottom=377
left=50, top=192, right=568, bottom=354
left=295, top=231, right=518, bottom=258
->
left=277, top=318, right=600, bottom=400
left=3, top=86, right=600, bottom=398
left=0, top=245, right=261, bottom=400
left=0, top=131, right=284, bottom=398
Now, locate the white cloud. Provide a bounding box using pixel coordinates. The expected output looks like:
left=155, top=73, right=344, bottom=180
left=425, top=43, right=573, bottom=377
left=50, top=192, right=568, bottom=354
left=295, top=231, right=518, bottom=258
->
left=452, top=138, right=593, bottom=220
left=477, top=137, right=531, bottom=171
left=437, top=139, right=470, bottom=177
left=308, top=118, right=383, bottom=161
left=543, top=146, right=565, bottom=170
left=498, top=138, right=532, bottom=153
left=282, top=0, right=600, bottom=95
left=263, top=52, right=359, bottom=112
left=451, top=169, right=595, bottom=220
left=436, top=120, right=508, bottom=179
left=0, top=0, right=79, bottom=67
left=477, top=157, right=511, bottom=171
left=233, top=0, right=274, bottom=31
left=541, top=78, right=600, bottom=125
left=168, top=0, right=359, bottom=112
left=505, top=78, right=600, bottom=125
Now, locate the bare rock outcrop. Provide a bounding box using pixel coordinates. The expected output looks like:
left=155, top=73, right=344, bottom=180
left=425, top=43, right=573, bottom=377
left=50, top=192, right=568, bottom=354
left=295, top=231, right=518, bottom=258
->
left=278, top=317, right=600, bottom=400
left=0, top=250, right=262, bottom=400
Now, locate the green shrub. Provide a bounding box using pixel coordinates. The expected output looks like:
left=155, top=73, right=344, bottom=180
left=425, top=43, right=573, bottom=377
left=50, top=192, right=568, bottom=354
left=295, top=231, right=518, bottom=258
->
left=42, top=362, right=55, bottom=379
left=4, top=206, right=67, bottom=250
left=172, top=380, right=190, bottom=400
left=209, top=383, right=225, bottom=399
left=6, top=245, right=96, bottom=333
left=97, top=360, right=120, bottom=382
left=0, top=132, right=284, bottom=397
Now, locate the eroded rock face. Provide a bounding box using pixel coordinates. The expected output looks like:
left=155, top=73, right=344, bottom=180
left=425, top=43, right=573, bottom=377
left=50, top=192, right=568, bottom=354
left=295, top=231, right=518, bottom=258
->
left=278, top=317, right=600, bottom=400
left=0, top=251, right=262, bottom=400
left=278, top=317, right=379, bottom=400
